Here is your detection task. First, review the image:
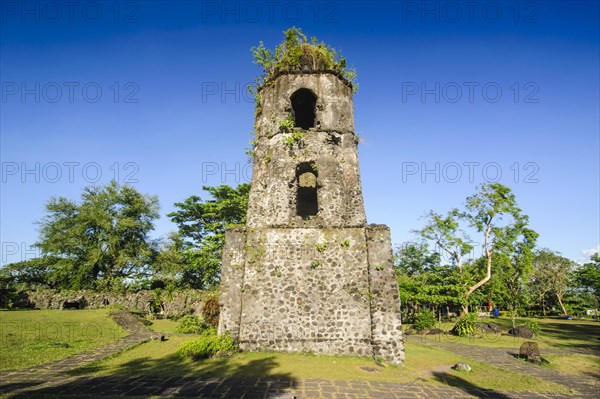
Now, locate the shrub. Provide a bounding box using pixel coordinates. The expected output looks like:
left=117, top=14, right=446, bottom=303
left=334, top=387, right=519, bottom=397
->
left=452, top=313, right=478, bottom=337
left=202, top=292, right=220, bottom=329
left=175, top=315, right=209, bottom=334
left=413, top=308, right=436, bottom=332
left=523, top=320, right=542, bottom=336
left=177, top=330, right=237, bottom=360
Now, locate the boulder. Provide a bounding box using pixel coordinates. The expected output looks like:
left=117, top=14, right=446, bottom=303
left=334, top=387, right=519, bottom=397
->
left=508, top=326, right=535, bottom=339
left=519, top=341, right=541, bottom=364
left=477, top=322, right=502, bottom=334
left=452, top=362, right=472, bottom=371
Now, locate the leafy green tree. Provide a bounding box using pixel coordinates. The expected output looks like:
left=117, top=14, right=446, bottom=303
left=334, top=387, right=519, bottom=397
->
left=152, top=231, right=188, bottom=288
left=167, top=184, right=250, bottom=289
left=0, top=257, right=66, bottom=290
left=572, top=252, right=600, bottom=307
left=463, top=183, right=537, bottom=312
left=394, top=242, right=465, bottom=320
left=394, top=241, right=440, bottom=275
left=416, top=183, right=537, bottom=314
left=531, top=249, right=577, bottom=316
left=35, top=181, right=159, bottom=290
left=479, top=252, right=534, bottom=325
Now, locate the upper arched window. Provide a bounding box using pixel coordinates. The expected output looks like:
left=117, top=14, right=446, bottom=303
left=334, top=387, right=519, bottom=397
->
left=290, top=88, right=317, bottom=130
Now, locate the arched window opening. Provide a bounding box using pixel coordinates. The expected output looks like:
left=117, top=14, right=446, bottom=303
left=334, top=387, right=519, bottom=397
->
left=291, top=89, right=317, bottom=130
left=296, top=162, right=318, bottom=217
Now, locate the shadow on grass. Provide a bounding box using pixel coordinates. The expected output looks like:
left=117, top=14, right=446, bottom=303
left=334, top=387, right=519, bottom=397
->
left=539, top=320, right=600, bottom=353
left=432, top=371, right=513, bottom=399
left=4, top=353, right=297, bottom=398
left=0, top=380, right=45, bottom=397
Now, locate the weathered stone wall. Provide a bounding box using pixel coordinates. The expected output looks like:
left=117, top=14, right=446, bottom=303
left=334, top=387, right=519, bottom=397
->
left=219, top=225, right=404, bottom=363
left=247, top=73, right=364, bottom=229
left=366, top=225, right=406, bottom=364
left=219, top=69, right=404, bottom=364
left=10, top=289, right=208, bottom=317
left=255, top=73, right=354, bottom=135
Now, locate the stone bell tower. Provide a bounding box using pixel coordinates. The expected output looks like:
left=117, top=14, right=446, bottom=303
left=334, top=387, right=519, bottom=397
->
left=218, top=46, right=404, bottom=364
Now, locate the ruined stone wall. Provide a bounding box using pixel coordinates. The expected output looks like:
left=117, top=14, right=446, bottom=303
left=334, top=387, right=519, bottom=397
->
left=219, top=225, right=404, bottom=363
left=255, top=73, right=354, bottom=135
left=247, top=130, right=365, bottom=228
left=247, top=72, right=365, bottom=229
left=9, top=289, right=208, bottom=317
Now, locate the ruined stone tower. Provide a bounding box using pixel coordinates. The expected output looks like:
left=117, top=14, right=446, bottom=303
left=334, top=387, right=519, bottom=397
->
left=218, top=41, right=404, bottom=364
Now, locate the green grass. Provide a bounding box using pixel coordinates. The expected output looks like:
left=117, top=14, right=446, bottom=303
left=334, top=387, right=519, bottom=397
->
left=544, top=353, right=600, bottom=378
left=70, top=336, right=568, bottom=393
left=0, top=309, right=126, bottom=371
left=3, top=310, right=596, bottom=396
left=406, top=317, right=600, bottom=350
left=145, top=317, right=179, bottom=334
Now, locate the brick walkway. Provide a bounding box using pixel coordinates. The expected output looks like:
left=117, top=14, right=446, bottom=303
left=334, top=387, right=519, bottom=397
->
left=1, top=313, right=598, bottom=398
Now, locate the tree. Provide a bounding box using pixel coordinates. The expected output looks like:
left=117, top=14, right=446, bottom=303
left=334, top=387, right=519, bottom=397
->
left=393, top=241, right=440, bottom=275
left=0, top=257, right=66, bottom=290
left=463, top=183, right=537, bottom=312
left=415, top=209, right=472, bottom=273
left=416, top=183, right=537, bottom=314
left=35, top=181, right=159, bottom=290
left=481, top=251, right=534, bottom=324
left=394, top=242, right=465, bottom=320
left=572, top=252, right=600, bottom=307
left=152, top=231, right=188, bottom=288
left=167, top=184, right=250, bottom=289
left=531, top=249, right=574, bottom=316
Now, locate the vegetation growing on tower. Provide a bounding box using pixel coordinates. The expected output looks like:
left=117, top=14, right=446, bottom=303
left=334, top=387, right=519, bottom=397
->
left=249, top=27, right=358, bottom=95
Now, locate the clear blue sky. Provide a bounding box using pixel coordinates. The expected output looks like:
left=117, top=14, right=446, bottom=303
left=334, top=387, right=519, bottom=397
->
left=1, top=1, right=598, bottom=266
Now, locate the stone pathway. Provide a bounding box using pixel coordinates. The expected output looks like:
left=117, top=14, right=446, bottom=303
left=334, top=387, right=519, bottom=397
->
left=2, top=374, right=594, bottom=399
left=1, top=314, right=598, bottom=398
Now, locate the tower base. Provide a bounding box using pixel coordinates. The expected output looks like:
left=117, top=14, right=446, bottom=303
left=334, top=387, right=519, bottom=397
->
left=218, top=224, right=405, bottom=364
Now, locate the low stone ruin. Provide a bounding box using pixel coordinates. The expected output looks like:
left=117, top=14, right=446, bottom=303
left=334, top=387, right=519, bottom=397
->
left=519, top=341, right=541, bottom=364
left=508, top=326, right=536, bottom=339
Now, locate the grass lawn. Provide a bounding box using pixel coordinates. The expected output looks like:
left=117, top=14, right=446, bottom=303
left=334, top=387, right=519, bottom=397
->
left=70, top=336, right=568, bottom=393
left=544, top=353, right=600, bottom=379
left=146, top=317, right=179, bottom=334
left=405, top=317, right=600, bottom=351
left=0, top=309, right=126, bottom=371
left=3, top=310, right=597, bottom=396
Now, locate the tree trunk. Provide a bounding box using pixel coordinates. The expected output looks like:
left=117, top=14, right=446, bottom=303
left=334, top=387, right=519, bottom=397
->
left=461, top=304, right=469, bottom=315
left=464, top=219, right=493, bottom=302
left=557, top=292, right=568, bottom=316
left=541, top=295, right=547, bottom=316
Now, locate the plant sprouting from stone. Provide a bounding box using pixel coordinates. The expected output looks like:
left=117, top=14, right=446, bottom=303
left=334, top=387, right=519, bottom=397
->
left=310, top=260, right=322, bottom=269
left=315, top=241, right=327, bottom=253
left=284, top=131, right=305, bottom=150
left=245, top=131, right=258, bottom=161
left=250, top=27, right=358, bottom=94
left=279, top=114, right=295, bottom=133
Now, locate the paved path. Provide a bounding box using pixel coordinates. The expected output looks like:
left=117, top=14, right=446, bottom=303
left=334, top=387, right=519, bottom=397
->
left=1, top=314, right=598, bottom=398
left=2, top=374, right=593, bottom=399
